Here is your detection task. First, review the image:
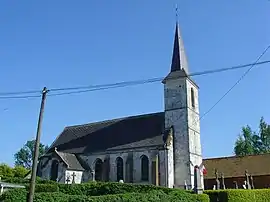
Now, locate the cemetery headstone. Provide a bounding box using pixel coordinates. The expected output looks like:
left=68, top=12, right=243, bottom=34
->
left=250, top=175, right=255, bottom=189
left=245, top=170, right=251, bottom=189
left=215, top=169, right=220, bottom=190
left=66, top=175, right=71, bottom=184
left=221, top=172, right=226, bottom=189
left=71, top=172, right=76, bottom=184
left=184, top=180, right=188, bottom=190
left=233, top=181, right=238, bottom=189
left=91, top=170, right=95, bottom=181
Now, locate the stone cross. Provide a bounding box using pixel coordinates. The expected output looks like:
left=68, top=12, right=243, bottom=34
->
left=221, top=172, right=226, bottom=189
left=193, top=165, right=203, bottom=194
left=233, top=181, right=238, bottom=189
left=66, top=175, right=71, bottom=184
left=245, top=170, right=251, bottom=189
left=215, top=169, right=220, bottom=190
left=71, top=172, right=76, bottom=184
left=250, top=175, right=255, bottom=189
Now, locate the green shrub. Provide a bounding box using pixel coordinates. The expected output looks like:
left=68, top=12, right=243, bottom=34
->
left=2, top=177, right=56, bottom=185
left=24, top=184, right=59, bottom=193
left=0, top=188, right=27, bottom=202
left=205, top=189, right=270, bottom=202
left=1, top=190, right=208, bottom=202
left=58, top=181, right=184, bottom=196
left=0, top=189, right=210, bottom=202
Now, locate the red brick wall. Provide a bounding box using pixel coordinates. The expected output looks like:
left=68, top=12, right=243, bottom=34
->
left=204, top=175, right=270, bottom=190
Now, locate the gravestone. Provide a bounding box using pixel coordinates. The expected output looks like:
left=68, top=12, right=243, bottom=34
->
left=91, top=170, right=95, bottom=181
left=245, top=170, right=251, bottom=189
left=221, top=172, right=226, bottom=189
left=233, top=181, right=238, bottom=189
left=66, top=175, right=71, bottom=184
left=215, top=169, right=220, bottom=190
left=184, top=180, right=188, bottom=190
left=71, top=172, right=76, bottom=184
left=193, top=165, right=203, bottom=194
left=250, top=175, right=255, bottom=189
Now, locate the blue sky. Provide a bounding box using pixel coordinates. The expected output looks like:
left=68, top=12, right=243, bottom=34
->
left=0, top=1, right=269, bottom=166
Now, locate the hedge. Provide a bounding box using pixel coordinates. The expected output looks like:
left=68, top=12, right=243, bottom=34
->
left=205, top=189, right=270, bottom=202
left=0, top=189, right=210, bottom=202
left=1, top=177, right=56, bottom=185
left=25, top=184, right=60, bottom=193
left=58, top=181, right=185, bottom=196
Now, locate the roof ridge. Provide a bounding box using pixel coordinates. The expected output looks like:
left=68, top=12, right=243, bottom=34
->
left=65, top=111, right=164, bottom=129
left=204, top=153, right=270, bottom=161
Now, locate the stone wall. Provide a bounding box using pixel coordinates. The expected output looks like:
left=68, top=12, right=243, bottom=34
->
left=164, top=76, right=203, bottom=189
left=186, top=79, right=203, bottom=189
left=39, top=156, right=67, bottom=183
left=80, top=147, right=166, bottom=185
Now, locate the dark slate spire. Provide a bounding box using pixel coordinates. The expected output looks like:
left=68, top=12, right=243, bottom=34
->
left=170, top=23, right=189, bottom=74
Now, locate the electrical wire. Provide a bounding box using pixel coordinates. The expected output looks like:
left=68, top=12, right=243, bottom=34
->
left=48, top=60, right=270, bottom=93
left=0, top=59, right=269, bottom=100
left=199, top=44, right=270, bottom=121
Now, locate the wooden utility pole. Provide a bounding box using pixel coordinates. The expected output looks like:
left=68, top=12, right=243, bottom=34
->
left=28, top=87, right=49, bottom=202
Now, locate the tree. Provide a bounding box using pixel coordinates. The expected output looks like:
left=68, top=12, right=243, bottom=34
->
left=0, top=163, right=14, bottom=179
left=234, top=117, right=270, bottom=156
left=14, top=140, right=49, bottom=169
left=13, top=166, right=29, bottom=178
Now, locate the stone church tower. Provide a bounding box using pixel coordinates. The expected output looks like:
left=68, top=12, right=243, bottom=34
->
left=163, top=23, right=203, bottom=188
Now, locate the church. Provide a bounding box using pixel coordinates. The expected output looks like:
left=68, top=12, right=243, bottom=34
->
left=37, top=22, right=203, bottom=189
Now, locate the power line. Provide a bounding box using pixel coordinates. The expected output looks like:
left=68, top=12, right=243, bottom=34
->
left=48, top=60, right=270, bottom=93
left=0, top=95, right=41, bottom=100
left=0, top=60, right=269, bottom=100
left=199, top=44, right=270, bottom=121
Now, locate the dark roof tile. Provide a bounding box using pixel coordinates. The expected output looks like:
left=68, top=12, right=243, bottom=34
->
left=48, top=112, right=165, bottom=154
left=56, top=151, right=85, bottom=171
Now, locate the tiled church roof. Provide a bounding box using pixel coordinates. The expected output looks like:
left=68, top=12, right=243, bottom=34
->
left=203, top=153, right=270, bottom=179
left=48, top=112, right=166, bottom=154
left=55, top=151, right=85, bottom=171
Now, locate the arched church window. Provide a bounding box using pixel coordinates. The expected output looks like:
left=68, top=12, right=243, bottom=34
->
left=116, top=157, right=124, bottom=181
left=191, top=87, right=195, bottom=108
left=50, top=160, right=59, bottom=181
left=94, top=158, right=103, bottom=181
left=141, top=155, right=149, bottom=181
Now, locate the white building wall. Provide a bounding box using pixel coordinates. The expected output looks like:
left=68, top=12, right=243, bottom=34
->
left=65, top=170, right=83, bottom=184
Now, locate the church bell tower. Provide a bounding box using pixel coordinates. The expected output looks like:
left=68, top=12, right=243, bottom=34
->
left=162, top=23, right=203, bottom=188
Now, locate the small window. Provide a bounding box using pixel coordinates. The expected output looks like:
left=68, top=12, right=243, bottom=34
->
left=116, top=157, right=124, bottom=181
left=191, top=88, right=195, bottom=108
left=141, top=155, right=149, bottom=181
left=50, top=160, right=59, bottom=181
left=94, top=158, right=103, bottom=181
